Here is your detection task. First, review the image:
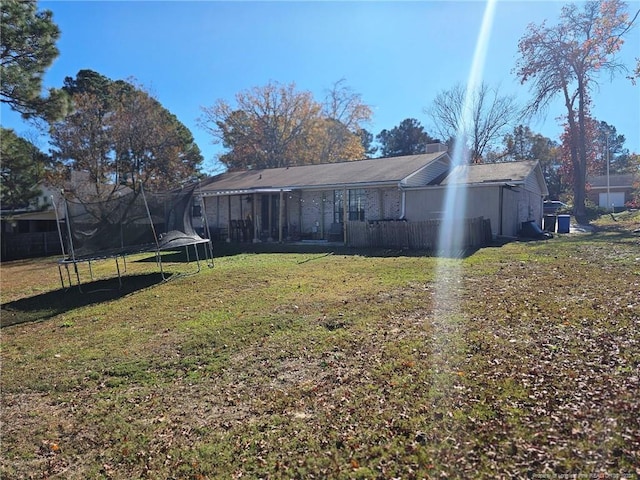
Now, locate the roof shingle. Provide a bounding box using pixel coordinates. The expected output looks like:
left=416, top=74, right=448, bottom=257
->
left=200, top=153, right=447, bottom=193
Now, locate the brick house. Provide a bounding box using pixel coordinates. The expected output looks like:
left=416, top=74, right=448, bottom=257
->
left=586, top=174, right=638, bottom=210
left=199, top=146, right=548, bottom=243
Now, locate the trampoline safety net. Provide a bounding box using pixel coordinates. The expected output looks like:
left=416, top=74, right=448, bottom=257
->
left=57, top=183, right=213, bottom=289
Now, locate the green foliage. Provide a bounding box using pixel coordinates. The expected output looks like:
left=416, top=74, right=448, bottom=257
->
left=0, top=0, right=66, bottom=120
left=356, top=128, right=378, bottom=158
left=376, top=118, right=439, bottom=158
left=50, top=70, right=203, bottom=192
left=583, top=199, right=610, bottom=221
left=500, top=125, right=566, bottom=198
left=0, top=127, right=49, bottom=209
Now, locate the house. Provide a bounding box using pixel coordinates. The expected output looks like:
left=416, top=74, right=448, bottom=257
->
left=199, top=147, right=549, bottom=245
left=199, top=146, right=450, bottom=243
left=586, top=174, right=638, bottom=210
left=1, top=171, right=132, bottom=260
left=403, top=160, right=549, bottom=238
left=1, top=183, right=64, bottom=260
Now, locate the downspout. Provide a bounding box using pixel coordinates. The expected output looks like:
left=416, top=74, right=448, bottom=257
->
left=399, top=182, right=406, bottom=220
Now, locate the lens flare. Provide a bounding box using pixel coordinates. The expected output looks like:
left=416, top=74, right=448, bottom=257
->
left=430, top=0, right=498, bottom=403
left=437, top=0, right=497, bottom=257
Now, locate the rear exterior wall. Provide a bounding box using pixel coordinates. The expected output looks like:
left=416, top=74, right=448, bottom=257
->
left=404, top=185, right=543, bottom=238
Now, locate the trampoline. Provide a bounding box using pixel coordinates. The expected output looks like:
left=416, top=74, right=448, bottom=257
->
left=54, top=182, right=214, bottom=291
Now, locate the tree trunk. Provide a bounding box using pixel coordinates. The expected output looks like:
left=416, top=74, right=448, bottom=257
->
left=562, top=86, right=582, bottom=222
left=574, top=80, right=588, bottom=223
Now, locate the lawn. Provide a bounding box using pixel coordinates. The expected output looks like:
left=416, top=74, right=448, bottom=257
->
left=1, top=213, right=639, bottom=479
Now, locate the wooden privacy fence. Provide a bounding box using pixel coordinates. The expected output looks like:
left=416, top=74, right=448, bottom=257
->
left=346, top=217, right=492, bottom=251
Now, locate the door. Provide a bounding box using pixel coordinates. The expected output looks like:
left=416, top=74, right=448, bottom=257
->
left=261, top=194, right=280, bottom=238
left=598, top=192, right=625, bottom=209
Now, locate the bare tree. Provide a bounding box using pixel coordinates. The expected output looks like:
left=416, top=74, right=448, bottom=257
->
left=318, top=79, right=373, bottom=163
left=426, top=82, right=519, bottom=163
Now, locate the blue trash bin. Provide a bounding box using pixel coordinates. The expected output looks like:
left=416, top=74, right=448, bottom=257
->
left=557, top=214, right=570, bottom=233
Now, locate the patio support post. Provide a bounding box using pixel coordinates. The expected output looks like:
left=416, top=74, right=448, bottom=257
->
left=343, top=187, right=348, bottom=244
left=226, top=195, right=231, bottom=242
left=321, top=192, right=325, bottom=238
left=216, top=196, right=220, bottom=233
left=268, top=195, right=273, bottom=242
left=279, top=189, right=284, bottom=242
left=298, top=193, right=303, bottom=239
left=253, top=193, right=260, bottom=243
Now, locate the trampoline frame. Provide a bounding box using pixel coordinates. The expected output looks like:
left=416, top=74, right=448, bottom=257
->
left=54, top=182, right=214, bottom=292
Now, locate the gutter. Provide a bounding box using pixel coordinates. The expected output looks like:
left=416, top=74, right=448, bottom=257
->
left=200, top=180, right=400, bottom=197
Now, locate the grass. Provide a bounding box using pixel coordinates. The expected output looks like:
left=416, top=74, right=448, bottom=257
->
left=1, top=212, right=639, bottom=479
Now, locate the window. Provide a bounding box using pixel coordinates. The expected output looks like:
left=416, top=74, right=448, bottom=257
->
left=333, top=189, right=366, bottom=223
left=348, top=189, right=366, bottom=221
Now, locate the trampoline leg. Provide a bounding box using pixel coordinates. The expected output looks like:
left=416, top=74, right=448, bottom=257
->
left=206, top=241, right=214, bottom=268
left=157, top=251, right=166, bottom=281
left=193, top=244, right=202, bottom=273
left=73, top=262, right=81, bottom=286
left=65, top=264, right=73, bottom=288
left=115, top=256, right=123, bottom=289
left=88, top=260, right=94, bottom=281
left=58, top=264, right=66, bottom=289
left=185, top=245, right=191, bottom=263
left=72, top=262, right=85, bottom=293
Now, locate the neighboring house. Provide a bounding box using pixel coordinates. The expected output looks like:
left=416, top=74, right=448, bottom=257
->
left=586, top=174, right=638, bottom=210
left=0, top=182, right=61, bottom=233
left=199, top=147, right=549, bottom=243
left=1, top=183, right=64, bottom=260
left=403, top=160, right=549, bottom=238
left=1, top=171, right=132, bottom=260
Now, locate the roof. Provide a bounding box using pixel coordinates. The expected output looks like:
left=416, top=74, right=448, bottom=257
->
left=440, top=160, right=542, bottom=185
left=587, top=174, right=637, bottom=189
left=1, top=210, right=58, bottom=221
left=200, top=152, right=449, bottom=195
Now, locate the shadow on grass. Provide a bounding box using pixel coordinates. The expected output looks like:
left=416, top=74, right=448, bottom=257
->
left=1, top=272, right=171, bottom=328
left=135, top=246, right=213, bottom=264
left=209, top=241, right=490, bottom=259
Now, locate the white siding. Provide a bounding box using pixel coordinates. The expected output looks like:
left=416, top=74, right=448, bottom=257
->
left=404, top=183, right=542, bottom=238
left=403, top=158, right=450, bottom=187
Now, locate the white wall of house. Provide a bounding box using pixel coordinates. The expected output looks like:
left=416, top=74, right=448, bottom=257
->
left=404, top=184, right=543, bottom=238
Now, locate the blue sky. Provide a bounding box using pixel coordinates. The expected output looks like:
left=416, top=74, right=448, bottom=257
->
left=1, top=0, right=639, bottom=174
